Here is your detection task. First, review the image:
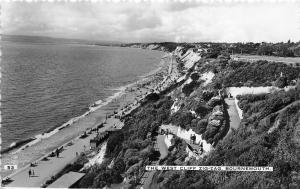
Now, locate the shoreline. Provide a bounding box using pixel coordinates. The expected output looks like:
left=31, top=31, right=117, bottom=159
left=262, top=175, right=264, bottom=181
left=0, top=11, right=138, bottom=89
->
left=2, top=49, right=167, bottom=155
left=1, top=51, right=170, bottom=180
left=1, top=44, right=164, bottom=152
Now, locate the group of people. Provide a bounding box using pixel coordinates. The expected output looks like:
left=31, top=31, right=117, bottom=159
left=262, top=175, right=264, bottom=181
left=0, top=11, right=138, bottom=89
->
left=160, top=128, right=170, bottom=135
left=28, top=169, right=35, bottom=178
left=50, top=148, right=61, bottom=158
left=198, top=142, right=204, bottom=155
left=190, top=134, right=197, bottom=144
left=189, top=134, right=205, bottom=155
left=55, top=148, right=60, bottom=157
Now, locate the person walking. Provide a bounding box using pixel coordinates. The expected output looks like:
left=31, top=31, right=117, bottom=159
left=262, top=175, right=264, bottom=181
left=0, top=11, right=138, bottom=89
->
left=32, top=169, right=35, bottom=176
left=56, top=149, right=59, bottom=158
left=28, top=169, right=32, bottom=178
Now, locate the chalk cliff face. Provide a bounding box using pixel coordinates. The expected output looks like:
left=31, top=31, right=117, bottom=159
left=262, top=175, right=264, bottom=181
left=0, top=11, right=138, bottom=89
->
left=173, top=46, right=185, bottom=57
left=146, top=44, right=167, bottom=51
left=124, top=43, right=168, bottom=51
left=173, top=46, right=201, bottom=69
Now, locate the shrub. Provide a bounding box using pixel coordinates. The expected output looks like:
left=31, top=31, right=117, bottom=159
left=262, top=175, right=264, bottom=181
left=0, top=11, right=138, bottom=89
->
left=158, top=176, right=164, bottom=183
left=275, top=77, right=288, bottom=88
left=149, top=148, right=160, bottom=161
left=170, top=111, right=194, bottom=128
left=222, top=60, right=300, bottom=87
left=190, top=119, right=198, bottom=128
left=145, top=93, right=160, bottom=101
left=202, top=90, right=214, bottom=101
left=182, top=81, right=199, bottom=96
left=207, top=97, right=222, bottom=107
left=106, top=131, right=124, bottom=158
left=195, top=103, right=211, bottom=117
left=191, top=73, right=200, bottom=81
left=213, top=82, right=222, bottom=89
left=127, top=157, right=139, bottom=167
left=195, top=119, right=208, bottom=134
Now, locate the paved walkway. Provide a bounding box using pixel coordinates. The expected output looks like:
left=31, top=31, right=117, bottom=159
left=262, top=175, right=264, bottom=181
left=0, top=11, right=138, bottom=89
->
left=4, top=117, right=123, bottom=188
left=224, top=98, right=241, bottom=139
left=156, top=135, right=168, bottom=159
left=4, top=135, right=92, bottom=187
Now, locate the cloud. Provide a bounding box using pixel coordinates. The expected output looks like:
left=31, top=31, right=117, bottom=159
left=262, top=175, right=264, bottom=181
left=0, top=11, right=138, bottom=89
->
left=123, top=11, right=162, bottom=31
left=2, top=2, right=300, bottom=42
left=162, top=1, right=203, bottom=12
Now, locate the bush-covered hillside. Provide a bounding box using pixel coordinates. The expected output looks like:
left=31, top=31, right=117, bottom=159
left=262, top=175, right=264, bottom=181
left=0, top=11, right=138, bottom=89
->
left=77, top=96, right=173, bottom=188
left=156, top=88, right=300, bottom=189
left=222, top=60, right=300, bottom=87
left=124, top=41, right=300, bottom=57
left=198, top=55, right=299, bottom=88
left=75, top=43, right=300, bottom=189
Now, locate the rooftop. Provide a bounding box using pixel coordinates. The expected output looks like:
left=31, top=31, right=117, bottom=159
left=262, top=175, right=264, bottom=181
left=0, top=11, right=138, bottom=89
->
left=47, top=171, right=85, bottom=188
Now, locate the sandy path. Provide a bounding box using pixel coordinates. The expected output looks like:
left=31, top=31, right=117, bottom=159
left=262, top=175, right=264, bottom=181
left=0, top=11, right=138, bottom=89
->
left=156, top=135, right=168, bottom=159
left=140, top=134, right=170, bottom=189
left=224, top=98, right=241, bottom=139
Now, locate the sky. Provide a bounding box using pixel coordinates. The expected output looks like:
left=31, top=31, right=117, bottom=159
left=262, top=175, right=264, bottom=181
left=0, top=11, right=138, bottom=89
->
left=1, top=1, right=300, bottom=43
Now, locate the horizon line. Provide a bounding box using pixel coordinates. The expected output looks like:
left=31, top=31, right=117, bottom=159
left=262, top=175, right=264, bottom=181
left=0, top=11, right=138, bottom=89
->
left=2, top=34, right=299, bottom=44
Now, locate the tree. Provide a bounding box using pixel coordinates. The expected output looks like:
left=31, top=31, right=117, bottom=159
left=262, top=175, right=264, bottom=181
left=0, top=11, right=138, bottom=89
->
left=171, top=111, right=194, bottom=128
left=197, top=119, right=208, bottom=134
left=275, top=77, right=288, bottom=88
left=202, top=90, right=214, bottom=101
left=213, top=81, right=222, bottom=90
left=106, top=131, right=124, bottom=157
left=111, top=158, right=126, bottom=183
left=149, top=147, right=160, bottom=161
left=191, top=73, right=200, bottom=81
left=257, top=44, right=274, bottom=56
left=195, top=104, right=210, bottom=117
left=145, top=93, right=160, bottom=101
left=182, top=81, right=199, bottom=96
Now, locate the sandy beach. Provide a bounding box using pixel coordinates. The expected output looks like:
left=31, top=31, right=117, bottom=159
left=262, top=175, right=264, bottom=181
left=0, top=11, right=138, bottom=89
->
left=1, top=52, right=177, bottom=187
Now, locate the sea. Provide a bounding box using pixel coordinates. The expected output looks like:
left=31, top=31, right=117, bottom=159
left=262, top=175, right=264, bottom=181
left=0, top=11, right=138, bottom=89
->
left=1, top=36, right=164, bottom=151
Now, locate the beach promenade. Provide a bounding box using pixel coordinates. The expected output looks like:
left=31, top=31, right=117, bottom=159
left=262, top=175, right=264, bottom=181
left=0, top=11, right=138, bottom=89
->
left=4, top=117, right=123, bottom=188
